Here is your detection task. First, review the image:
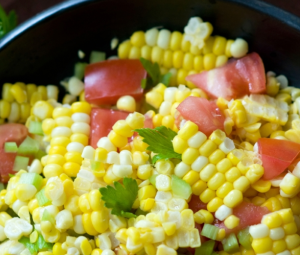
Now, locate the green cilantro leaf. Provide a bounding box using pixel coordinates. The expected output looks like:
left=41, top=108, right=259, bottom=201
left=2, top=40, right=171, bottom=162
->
left=100, top=178, right=138, bottom=218
left=0, top=5, right=17, bottom=39
left=19, top=236, right=39, bottom=254
left=140, top=57, right=172, bottom=89
left=135, top=126, right=181, bottom=163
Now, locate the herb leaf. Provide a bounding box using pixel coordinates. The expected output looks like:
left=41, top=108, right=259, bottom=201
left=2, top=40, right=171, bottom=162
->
left=100, top=178, right=138, bottom=218
left=0, top=5, right=17, bottom=39
left=140, top=57, right=172, bottom=89
left=135, top=126, right=181, bottom=163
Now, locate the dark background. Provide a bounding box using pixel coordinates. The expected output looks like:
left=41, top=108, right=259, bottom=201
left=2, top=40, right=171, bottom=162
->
left=1, top=0, right=300, bottom=24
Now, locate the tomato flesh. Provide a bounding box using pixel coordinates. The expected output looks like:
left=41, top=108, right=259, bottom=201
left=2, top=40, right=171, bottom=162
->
left=90, top=108, right=129, bottom=149
left=85, top=59, right=147, bottom=105
left=186, top=52, right=266, bottom=100
left=188, top=195, right=207, bottom=213
left=258, top=138, right=300, bottom=180
left=177, top=97, right=225, bottom=136
left=0, top=124, right=28, bottom=182
left=214, top=202, right=269, bottom=234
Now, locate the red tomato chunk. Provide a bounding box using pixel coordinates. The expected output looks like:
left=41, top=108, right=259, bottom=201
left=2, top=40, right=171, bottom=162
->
left=0, top=124, right=28, bottom=183
left=177, top=97, right=225, bottom=136
left=186, top=52, right=266, bottom=100
left=258, top=138, right=300, bottom=180
left=89, top=108, right=129, bottom=149
left=84, top=59, right=147, bottom=105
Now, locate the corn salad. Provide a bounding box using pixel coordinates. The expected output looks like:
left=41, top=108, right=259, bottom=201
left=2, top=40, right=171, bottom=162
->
left=0, top=16, right=299, bottom=255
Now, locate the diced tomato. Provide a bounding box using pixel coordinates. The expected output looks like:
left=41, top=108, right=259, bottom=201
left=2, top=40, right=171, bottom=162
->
left=258, top=138, right=300, bottom=180
left=186, top=52, right=266, bottom=100
left=177, top=97, right=225, bottom=136
left=188, top=195, right=207, bottom=213
left=214, top=202, right=269, bottom=234
left=0, top=124, right=28, bottom=183
left=84, top=59, right=147, bottom=105
left=90, top=108, right=129, bottom=149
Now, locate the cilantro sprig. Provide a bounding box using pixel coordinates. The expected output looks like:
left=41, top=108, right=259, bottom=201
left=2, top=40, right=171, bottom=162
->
left=100, top=177, right=138, bottom=218
left=135, top=126, right=182, bottom=163
left=0, top=4, right=17, bottom=39
left=140, top=57, right=172, bottom=89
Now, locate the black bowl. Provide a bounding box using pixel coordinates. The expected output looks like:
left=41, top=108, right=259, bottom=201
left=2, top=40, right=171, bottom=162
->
left=0, top=0, right=300, bottom=90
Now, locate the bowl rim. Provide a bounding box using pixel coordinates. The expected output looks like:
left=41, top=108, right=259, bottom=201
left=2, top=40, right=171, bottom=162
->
left=0, top=0, right=300, bottom=50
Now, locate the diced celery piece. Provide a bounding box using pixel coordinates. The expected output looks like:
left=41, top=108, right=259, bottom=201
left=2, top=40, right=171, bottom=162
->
left=13, top=156, right=29, bottom=171
left=37, top=233, right=53, bottom=251
left=42, top=209, right=55, bottom=225
left=4, top=142, right=18, bottom=153
left=237, top=227, right=252, bottom=250
left=36, top=188, right=51, bottom=206
left=171, top=175, right=192, bottom=200
left=74, top=62, right=87, bottom=80
left=149, top=174, right=158, bottom=187
left=18, top=136, right=39, bottom=155
left=195, top=240, right=215, bottom=255
left=35, top=149, right=47, bottom=160
left=89, top=51, right=106, bottom=64
left=19, top=172, right=43, bottom=190
left=28, top=121, right=44, bottom=136
left=201, top=224, right=219, bottom=240
left=19, top=236, right=38, bottom=254
left=222, top=233, right=240, bottom=253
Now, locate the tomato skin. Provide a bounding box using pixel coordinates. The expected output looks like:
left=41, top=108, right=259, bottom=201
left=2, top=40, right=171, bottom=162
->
left=214, top=202, right=269, bottom=234
left=186, top=52, right=266, bottom=100
left=0, top=124, right=28, bottom=182
left=84, top=59, right=147, bottom=105
left=177, top=97, right=225, bottom=136
left=90, top=108, right=129, bottom=149
left=258, top=138, right=300, bottom=180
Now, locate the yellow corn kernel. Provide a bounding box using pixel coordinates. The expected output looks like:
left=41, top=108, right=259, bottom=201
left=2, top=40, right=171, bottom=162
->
left=128, top=46, right=141, bottom=59
left=225, top=39, right=234, bottom=57
left=0, top=100, right=11, bottom=119
left=283, top=222, right=298, bottom=235
left=182, top=52, right=194, bottom=71
left=290, top=196, right=300, bottom=215
left=137, top=164, right=153, bottom=180
left=140, top=198, right=155, bottom=211
left=192, top=180, right=207, bottom=196
left=224, top=215, right=240, bottom=229
left=48, top=145, right=67, bottom=155
left=251, top=179, right=271, bottom=193
left=251, top=237, right=272, bottom=254
left=94, top=147, right=108, bottom=162
left=223, top=189, right=243, bottom=208
left=216, top=228, right=226, bottom=241
left=130, top=31, right=145, bottom=47
left=216, top=158, right=232, bottom=173
left=108, top=130, right=128, bottom=148
left=182, top=148, right=199, bottom=165
left=0, top=212, right=12, bottom=226
left=213, top=36, right=227, bottom=55
left=37, top=85, right=47, bottom=100
left=141, top=45, right=152, bottom=61
left=162, top=222, right=177, bottom=236
left=270, top=130, right=286, bottom=139
left=285, top=234, right=300, bottom=250
left=261, top=197, right=282, bottom=212
left=186, top=70, right=197, bottom=89
left=194, top=209, right=214, bottom=224
left=272, top=239, right=286, bottom=254
left=225, top=167, right=241, bottom=182
left=64, top=195, right=81, bottom=216
left=47, top=154, right=66, bottom=166
left=71, top=102, right=91, bottom=115
left=53, top=242, right=66, bottom=255
left=162, top=50, right=173, bottom=69
left=82, top=213, right=98, bottom=236
left=275, top=195, right=290, bottom=209
left=28, top=198, right=39, bottom=214
left=193, top=55, right=203, bottom=72
left=118, top=40, right=132, bottom=59
left=173, top=50, right=184, bottom=69
left=266, top=76, right=280, bottom=96
left=234, top=176, right=250, bottom=193
left=161, top=115, right=175, bottom=129
left=227, top=149, right=243, bottom=166
left=190, top=44, right=201, bottom=55
left=215, top=55, right=228, bottom=67
left=172, top=136, right=188, bottom=154
left=42, top=118, right=56, bottom=135
left=281, top=173, right=300, bottom=196
left=64, top=151, right=83, bottom=165
left=209, top=149, right=225, bottom=164
left=138, top=185, right=156, bottom=201
left=203, top=53, right=217, bottom=70
left=176, top=68, right=188, bottom=85
left=91, top=209, right=109, bottom=234
left=112, top=120, right=134, bottom=138
left=182, top=170, right=199, bottom=186
left=262, top=212, right=282, bottom=228
left=216, top=182, right=233, bottom=199
left=245, top=164, right=264, bottom=184
left=200, top=188, right=216, bottom=204
left=207, top=172, right=225, bottom=191
left=151, top=46, right=164, bottom=64
left=2, top=83, right=14, bottom=102
left=10, top=83, right=27, bottom=104
left=91, top=249, right=103, bottom=255
left=63, top=162, right=80, bottom=177
left=207, top=197, right=223, bottom=212
left=79, top=193, right=92, bottom=213
left=199, top=140, right=217, bottom=157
